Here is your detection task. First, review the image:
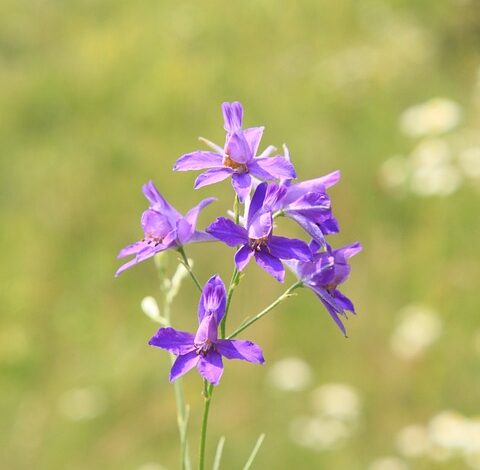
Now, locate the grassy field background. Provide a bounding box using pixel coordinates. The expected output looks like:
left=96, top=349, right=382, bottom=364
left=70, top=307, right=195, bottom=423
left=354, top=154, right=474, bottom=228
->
left=1, top=1, right=480, bottom=469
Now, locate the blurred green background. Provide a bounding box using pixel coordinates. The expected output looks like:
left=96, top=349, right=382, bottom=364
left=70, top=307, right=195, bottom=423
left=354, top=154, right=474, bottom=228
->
left=2, top=0, right=480, bottom=469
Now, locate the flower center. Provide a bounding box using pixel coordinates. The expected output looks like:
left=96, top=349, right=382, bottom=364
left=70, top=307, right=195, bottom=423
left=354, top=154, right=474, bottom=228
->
left=142, top=234, right=164, bottom=247
left=223, top=155, right=248, bottom=173
left=325, top=283, right=337, bottom=293
left=249, top=236, right=269, bottom=252
left=195, top=339, right=214, bottom=357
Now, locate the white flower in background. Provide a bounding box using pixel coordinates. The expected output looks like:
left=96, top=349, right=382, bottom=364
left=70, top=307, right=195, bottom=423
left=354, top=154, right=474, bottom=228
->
left=267, top=357, right=312, bottom=392
left=379, top=155, right=410, bottom=192
left=459, top=147, right=480, bottom=180
left=166, top=261, right=191, bottom=304
left=400, top=98, right=462, bottom=137
left=58, top=387, right=107, bottom=421
left=368, top=456, right=409, bottom=470
left=428, top=411, right=474, bottom=453
left=390, top=304, right=442, bottom=360
left=395, top=424, right=429, bottom=458
left=290, top=415, right=350, bottom=451
left=410, top=139, right=451, bottom=168
left=311, top=383, right=361, bottom=421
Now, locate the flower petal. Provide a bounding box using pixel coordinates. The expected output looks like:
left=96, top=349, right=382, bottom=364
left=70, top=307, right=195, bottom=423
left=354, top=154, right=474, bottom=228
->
left=141, top=209, right=173, bottom=238
left=215, top=339, right=265, bottom=364
left=248, top=159, right=278, bottom=181
left=197, top=350, right=224, bottom=385
left=115, top=245, right=162, bottom=276
left=254, top=156, right=297, bottom=179
left=225, top=131, right=252, bottom=163
left=222, top=101, right=243, bottom=132
left=198, top=275, right=227, bottom=323
left=243, top=127, right=264, bottom=156
left=254, top=251, right=285, bottom=282
left=194, top=168, right=233, bottom=189
left=334, top=242, right=363, bottom=261
left=184, top=197, right=216, bottom=229
left=284, top=171, right=341, bottom=203
left=312, top=288, right=348, bottom=336
left=234, top=244, right=254, bottom=272
left=174, top=151, right=223, bottom=171
left=248, top=211, right=272, bottom=240
left=269, top=236, right=311, bottom=261
left=246, top=182, right=268, bottom=227
left=170, top=351, right=200, bottom=382
left=283, top=212, right=327, bottom=247
left=148, top=327, right=196, bottom=355
left=206, top=217, right=248, bottom=247
left=117, top=240, right=146, bottom=259
left=194, top=314, right=218, bottom=344
left=142, top=181, right=182, bottom=219
left=231, top=172, right=252, bottom=203
left=332, top=289, right=356, bottom=313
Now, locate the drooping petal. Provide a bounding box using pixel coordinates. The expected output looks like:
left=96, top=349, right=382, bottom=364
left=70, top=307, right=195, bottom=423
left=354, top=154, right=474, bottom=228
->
left=198, top=275, right=227, bottom=323
left=117, top=240, right=146, bottom=259
left=269, top=236, right=311, bottom=261
left=225, top=131, right=252, bottom=163
left=246, top=182, right=268, bottom=227
left=197, top=350, right=224, bottom=385
left=194, top=168, right=233, bottom=189
left=231, top=172, right=252, bottom=202
left=332, top=289, right=356, bottom=313
left=283, top=212, right=327, bottom=247
left=222, top=101, right=243, bottom=132
left=206, top=217, right=248, bottom=247
left=254, top=156, right=297, bottom=179
left=170, top=351, right=200, bottom=382
left=334, top=242, right=363, bottom=261
left=115, top=245, right=163, bottom=277
left=312, top=288, right=348, bottom=336
left=215, top=339, right=265, bottom=364
left=255, top=251, right=285, bottom=282
left=173, top=151, right=223, bottom=171
left=234, top=244, right=254, bottom=272
left=148, top=327, right=196, bottom=355
left=243, top=127, right=264, bottom=156
left=142, top=181, right=182, bottom=220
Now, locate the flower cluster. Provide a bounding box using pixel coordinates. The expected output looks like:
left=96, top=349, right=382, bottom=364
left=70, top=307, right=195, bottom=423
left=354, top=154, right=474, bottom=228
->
left=116, top=101, right=361, bottom=385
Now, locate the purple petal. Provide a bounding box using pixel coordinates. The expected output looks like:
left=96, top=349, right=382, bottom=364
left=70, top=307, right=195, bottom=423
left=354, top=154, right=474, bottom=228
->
left=198, top=275, right=227, bottom=323
left=184, top=197, right=216, bottom=229
left=234, top=244, right=254, bottom=272
left=148, top=327, right=196, bottom=355
left=142, top=181, right=182, bottom=219
left=194, top=314, right=218, bottom=344
left=117, top=240, right=146, bottom=259
left=215, top=339, right=265, bottom=364
left=197, top=350, right=224, bottom=385
left=248, top=211, right=272, bottom=239
left=231, top=172, right=252, bottom=202
left=141, top=209, right=174, bottom=238
left=284, top=212, right=326, bottom=247
left=115, top=245, right=162, bottom=277
left=287, top=192, right=331, bottom=213
left=312, top=288, right=348, bottom=336
left=206, top=217, right=248, bottom=247
left=334, top=242, right=363, bottom=261
left=254, top=251, right=285, bottom=282
left=264, top=183, right=288, bottom=210
left=248, top=159, right=278, bottom=180
left=320, top=217, right=339, bottom=235
left=176, top=218, right=193, bottom=245
left=174, top=151, right=223, bottom=171
left=243, top=127, right=264, bottom=156
left=269, top=236, right=311, bottom=261
left=246, top=182, right=268, bottom=227
left=284, top=171, right=341, bottom=203
left=170, top=351, right=200, bottom=382
left=194, top=168, right=233, bottom=189
left=190, top=230, right=215, bottom=243
left=332, top=289, right=356, bottom=313
left=225, top=131, right=252, bottom=164
left=254, top=156, right=296, bottom=179
left=222, top=101, right=243, bottom=132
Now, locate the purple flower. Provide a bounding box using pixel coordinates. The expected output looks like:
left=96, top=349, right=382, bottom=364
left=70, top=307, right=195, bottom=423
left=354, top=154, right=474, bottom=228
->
left=173, top=101, right=296, bottom=202
left=148, top=275, right=264, bottom=385
left=264, top=171, right=340, bottom=246
left=206, top=183, right=311, bottom=282
left=287, top=242, right=362, bottom=335
left=115, top=181, right=215, bottom=276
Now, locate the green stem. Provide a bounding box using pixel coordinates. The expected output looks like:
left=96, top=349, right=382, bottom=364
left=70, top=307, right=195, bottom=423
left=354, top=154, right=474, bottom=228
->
left=177, top=246, right=202, bottom=293
left=228, top=281, right=303, bottom=339
left=199, top=380, right=214, bottom=470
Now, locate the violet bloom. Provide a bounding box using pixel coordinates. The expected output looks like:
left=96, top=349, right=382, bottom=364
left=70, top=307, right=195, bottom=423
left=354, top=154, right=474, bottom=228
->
left=206, top=183, right=311, bottom=282
left=173, top=101, right=296, bottom=202
left=288, top=242, right=362, bottom=335
left=149, top=275, right=264, bottom=385
left=115, top=181, right=214, bottom=276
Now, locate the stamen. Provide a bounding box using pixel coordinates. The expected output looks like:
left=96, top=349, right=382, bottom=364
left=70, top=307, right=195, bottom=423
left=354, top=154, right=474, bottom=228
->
left=223, top=155, right=248, bottom=173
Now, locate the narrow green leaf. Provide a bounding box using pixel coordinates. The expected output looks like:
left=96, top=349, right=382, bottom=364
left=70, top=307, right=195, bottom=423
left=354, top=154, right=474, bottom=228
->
left=212, top=436, right=226, bottom=470
left=242, top=433, right=265, bottom=470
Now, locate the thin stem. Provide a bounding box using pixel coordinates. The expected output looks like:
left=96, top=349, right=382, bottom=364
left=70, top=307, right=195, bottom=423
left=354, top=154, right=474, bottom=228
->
left=228, top=281, right=303, bottom=339
left=199, top=381, right=214, bottom=470
left=177, top=246, right=202, bottom=293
